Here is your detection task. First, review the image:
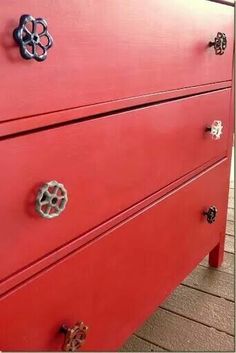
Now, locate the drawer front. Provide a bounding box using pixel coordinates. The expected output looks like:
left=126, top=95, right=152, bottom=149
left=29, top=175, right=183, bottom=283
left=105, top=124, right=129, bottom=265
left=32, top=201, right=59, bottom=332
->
left=0, top=90, right=230, bottom=282
left=0, top=0, right=234, bottom=122
left=0, top=161, right=230, bottom=351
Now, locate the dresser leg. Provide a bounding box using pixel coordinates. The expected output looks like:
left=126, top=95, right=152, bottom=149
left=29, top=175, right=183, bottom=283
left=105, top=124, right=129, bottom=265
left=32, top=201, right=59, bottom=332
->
left=208, top=238, right=225, bottom=268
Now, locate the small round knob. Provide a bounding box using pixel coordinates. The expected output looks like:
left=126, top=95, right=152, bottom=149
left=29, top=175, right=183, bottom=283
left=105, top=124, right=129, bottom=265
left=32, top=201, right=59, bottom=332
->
left=209, top=32, right=227, bottom=55
left=13, top=14, right=53, bottom=62
left=60, top=322, right=88, bottom=352
left=206, top=120, right=223, bottom=140
left=203, top=206, right=218, bottom=224
left=35, top=181, right=68, bottom=219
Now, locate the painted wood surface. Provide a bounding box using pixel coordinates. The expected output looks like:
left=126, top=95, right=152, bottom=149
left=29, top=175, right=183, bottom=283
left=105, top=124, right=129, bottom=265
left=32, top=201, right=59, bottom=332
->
left=0, top=81, right=232, bottom=138
left=121, top=159, right=234, bottom=352
left=0, top=0, right=233, bottom=123
left=0, top=1, right=234, bottom=351
left=0, top=91, right=230, bottom=283
left=0, top=161, right=231, bottom=351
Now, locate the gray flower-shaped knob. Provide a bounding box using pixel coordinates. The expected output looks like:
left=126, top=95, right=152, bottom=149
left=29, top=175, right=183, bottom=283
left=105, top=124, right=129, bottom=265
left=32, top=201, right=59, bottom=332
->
left=13, top=14, right=53, bottom=62
left=206, top=120, right=223, bottom=140
left=36, top=181, right=68, bottom=219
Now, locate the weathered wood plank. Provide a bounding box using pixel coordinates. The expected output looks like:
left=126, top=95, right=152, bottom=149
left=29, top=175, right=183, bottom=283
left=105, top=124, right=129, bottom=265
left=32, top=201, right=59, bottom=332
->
left=200, top=252, right=234, bottom=275
left=182, top=265, right=234, bottom=301
left=120, top=335, right=166, bottom=352
left=228, top=189, right=234, bottom=209
left=161, top=284, right=234, bottom=335
left=226, top=220, right=234, bottom=236
left=229, top=149, right=234, bottom=188
left=227, top=208, right=234, bottom=222
left=225, top=235, right=234, bottom=254
left=136, top=308, right=234, bottom=352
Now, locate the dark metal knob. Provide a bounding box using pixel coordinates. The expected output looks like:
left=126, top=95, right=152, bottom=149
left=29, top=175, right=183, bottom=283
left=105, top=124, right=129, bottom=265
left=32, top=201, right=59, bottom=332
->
left=203, top=206, right=218, bottom=224
left=60, top=322, right=88, bottom=352
left=13, top=14, right=53, bottom=62
left=209, top=32, right=227, bottom=55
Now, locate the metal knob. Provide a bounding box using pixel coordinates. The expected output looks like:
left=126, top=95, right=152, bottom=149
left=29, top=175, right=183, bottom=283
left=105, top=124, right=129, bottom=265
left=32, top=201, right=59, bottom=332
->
left=35, top=181, right=68, bottom=219
left=203, top=206, right=218, bottom=224
left=209, top=32, right=227, bottom=55
left=13, top=14, right=53, bottom=62
left=61, top=322, right=88, bottom=352
left=206, top=120, right=223, bottom=140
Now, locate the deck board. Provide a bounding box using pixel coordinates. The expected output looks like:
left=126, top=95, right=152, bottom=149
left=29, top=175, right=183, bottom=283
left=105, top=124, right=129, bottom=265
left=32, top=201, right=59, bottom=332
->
left=225, top=235, right=234, bottom=253
left=135, top=309, right=234, bottom=352
left=227, top=208, right=234, bottom=222
left=120, top=335, right=166, bottom=352
left=200, top=252, right=234, bottom=274
left=182, top=266, right=234, bottom=301
left=160, top=284, right=234, bottom=334
left=226, top=220, right=235, bottom=236
left=228, top=189, right=234, bottom=209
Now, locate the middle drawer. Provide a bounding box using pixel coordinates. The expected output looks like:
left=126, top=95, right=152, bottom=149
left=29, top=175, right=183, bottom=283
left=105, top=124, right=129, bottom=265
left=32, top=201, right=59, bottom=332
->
left=0, top=89, right=230, bottom=282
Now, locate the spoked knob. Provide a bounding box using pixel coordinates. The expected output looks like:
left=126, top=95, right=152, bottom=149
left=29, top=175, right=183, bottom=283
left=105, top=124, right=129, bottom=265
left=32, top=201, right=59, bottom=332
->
left=206, top=120, right=223, bottom=140
left=35, top=180, right=68, bottom=219
left=209, top=32, right=227, bottom=55
left=203, top=206, right=218, bottom=224
left=60, top=322, right=88, bottom=352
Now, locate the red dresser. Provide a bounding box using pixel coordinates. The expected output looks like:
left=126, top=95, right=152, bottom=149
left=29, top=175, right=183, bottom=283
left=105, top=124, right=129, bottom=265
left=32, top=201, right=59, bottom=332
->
left=0, top=0, right=234, bottom=351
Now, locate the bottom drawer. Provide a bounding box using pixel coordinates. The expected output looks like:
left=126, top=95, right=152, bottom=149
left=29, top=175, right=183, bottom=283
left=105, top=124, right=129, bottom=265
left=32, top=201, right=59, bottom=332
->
left=0, top=160, right=229, bottom=351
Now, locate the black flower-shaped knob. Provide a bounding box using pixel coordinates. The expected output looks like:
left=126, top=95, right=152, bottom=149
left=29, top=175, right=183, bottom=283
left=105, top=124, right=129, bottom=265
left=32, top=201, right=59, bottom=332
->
left=209, top=32, right=227, bottom=55
left=13, top=14, right=53, bottom=62
left=203, top=206, right=218, bottom=224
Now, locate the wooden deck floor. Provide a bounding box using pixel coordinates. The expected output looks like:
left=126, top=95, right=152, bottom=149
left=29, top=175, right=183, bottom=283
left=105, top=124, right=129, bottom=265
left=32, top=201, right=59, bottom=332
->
left=121, top=154, right=235, bottom=352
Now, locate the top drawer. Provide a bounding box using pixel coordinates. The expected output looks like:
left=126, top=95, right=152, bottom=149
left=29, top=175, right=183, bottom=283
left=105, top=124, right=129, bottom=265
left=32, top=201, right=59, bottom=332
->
left=0, top=0, right=234, bottom=122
